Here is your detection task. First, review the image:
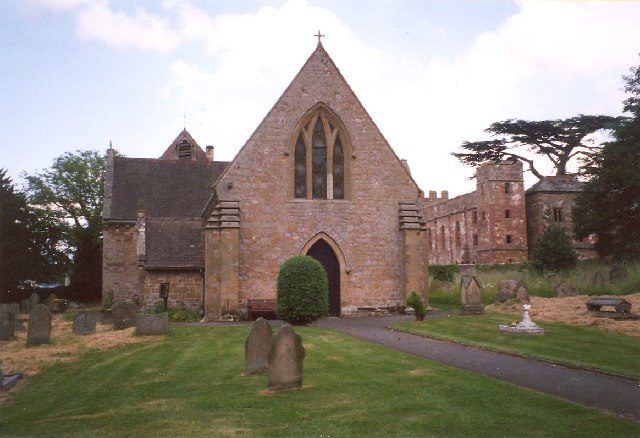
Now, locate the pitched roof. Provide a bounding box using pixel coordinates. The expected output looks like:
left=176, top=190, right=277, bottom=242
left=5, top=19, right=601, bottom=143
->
left=158, top=129, right=208, bottom=161
left=106, top=156, right=229, bottom=220
left=525, top=175, right=583, bottom=194
left=145, top=218, right=203, bottom=269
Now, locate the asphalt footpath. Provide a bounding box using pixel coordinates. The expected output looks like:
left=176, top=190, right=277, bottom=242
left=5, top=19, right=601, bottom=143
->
left=312, top=313, right=640, bottom=423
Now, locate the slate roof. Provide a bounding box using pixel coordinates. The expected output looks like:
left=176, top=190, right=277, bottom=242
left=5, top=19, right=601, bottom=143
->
left=525, top=175, right=583, bottom=194
left=145, top=218, right=204, bottom=269
left=106, top=157, right=229, bottom=220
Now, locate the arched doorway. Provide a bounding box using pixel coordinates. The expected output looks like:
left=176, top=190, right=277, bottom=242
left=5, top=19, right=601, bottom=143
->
left=306, top=239, right=341, bottom=316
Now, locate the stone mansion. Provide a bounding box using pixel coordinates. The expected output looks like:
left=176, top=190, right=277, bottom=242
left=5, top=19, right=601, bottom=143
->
left=102, top=42, right=593, bottom=320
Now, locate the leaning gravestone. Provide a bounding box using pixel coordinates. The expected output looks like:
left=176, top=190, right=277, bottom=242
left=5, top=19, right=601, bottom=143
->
left=495, top=279, right=517, bottom=303
left=245, top=317, right=273, bottom=374
left=268, top=325, right=305, bottom=390
left=135, top=313, right=169, bottom=336
left=556, top=280, right=578, bottom=298
left=113, top=303, right=138, bottom=330
left=44, top=293, right=57, bottom=311
left=72, top=312, right=96, bottom=335
left=592, top=271, right=605, bottom=289
left=26, top=304, right=52, bottom=346
left=0, top=304, right=16, bottom=341
left=609, top=264, right=628, bottom=283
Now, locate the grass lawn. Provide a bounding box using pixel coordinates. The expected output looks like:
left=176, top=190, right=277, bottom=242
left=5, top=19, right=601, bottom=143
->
left=1, top=326, right=638, bottom=436
left=395, top=314, right=640, bottom=379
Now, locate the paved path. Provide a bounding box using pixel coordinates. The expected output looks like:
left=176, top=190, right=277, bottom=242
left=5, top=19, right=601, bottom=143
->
left=312, top=314, right=640, bottom=422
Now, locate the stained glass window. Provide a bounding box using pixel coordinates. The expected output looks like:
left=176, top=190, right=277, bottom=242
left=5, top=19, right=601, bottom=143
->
left=333, top=135, right=344, bottom=199
left=312, top=118, right=327, bottom=199
left=294, top=134, right=306, bottom=198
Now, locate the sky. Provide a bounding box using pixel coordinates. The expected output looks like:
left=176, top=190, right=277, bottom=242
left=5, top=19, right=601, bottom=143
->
left=1, top=0, right=640, bottom=196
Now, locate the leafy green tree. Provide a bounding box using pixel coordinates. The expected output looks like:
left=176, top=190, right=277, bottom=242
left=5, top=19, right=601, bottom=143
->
left=24, top=150, right=106, bottom=297
left=529, top=225, right=578, bottom=272
left=574, top=61, right=640, bottom=260
left=453, top=115, right=623, bottom=179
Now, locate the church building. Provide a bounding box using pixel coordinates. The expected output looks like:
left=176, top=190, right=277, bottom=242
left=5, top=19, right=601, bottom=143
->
left=102, top=41, right=430, bottom=320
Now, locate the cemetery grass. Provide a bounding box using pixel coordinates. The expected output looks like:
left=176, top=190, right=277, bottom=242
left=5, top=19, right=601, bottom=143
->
left=2, top=327, right=639, bottom=436
left=395, top=314, right=640, bottom=379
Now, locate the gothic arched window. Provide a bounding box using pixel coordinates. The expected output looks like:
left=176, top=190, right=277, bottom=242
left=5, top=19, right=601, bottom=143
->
left=291, top=104, right=350, bottom=200
left=294, top=135, right=307, bottom=198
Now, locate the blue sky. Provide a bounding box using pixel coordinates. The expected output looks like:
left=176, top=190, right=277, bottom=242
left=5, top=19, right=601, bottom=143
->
left=1, top=0, right=639, bottom=195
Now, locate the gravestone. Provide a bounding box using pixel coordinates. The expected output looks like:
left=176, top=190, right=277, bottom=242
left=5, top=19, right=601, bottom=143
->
left=9, top=303, right=20, bottom=316
left=441, top=281, right=456, bottom=292
left=0, top=304, right=16, bottom=341
left=498, top=303, right=544, bottom=335
left=44, top=293, right=57, bottom=311
left=20, top=298, right=31, bottom=313
left=609, top=264, right=628, bottom=283
left=135, top=313, right=169, bottom=336
left=556, top=280, right=578, bottom=298
left=459, top=264, right=484, bottom=315
left=29, top=293, right=40, bottom=309
left=26, top=304, right=52, bottom=346
left=430, top=278, right=444, bottom=291
left=592, top=271, right=605, bottom=289
left=72, top=312, right=96, bottom=335
left=268, top=325, right=305, bottom=390
left=245, top=317, right=273, bottom=374
left=514, top=280, right=529, bottom=301
left=113, top=303, right=138, bottom=330
left=495, top=279, right=517, bottom=303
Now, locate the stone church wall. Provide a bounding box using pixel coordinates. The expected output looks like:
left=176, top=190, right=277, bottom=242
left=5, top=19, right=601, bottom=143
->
left=142, top=271, right=202, bottom=311
left=102, top=224, right=139, bottom=305
left=206, top=46, right=425, bottom=316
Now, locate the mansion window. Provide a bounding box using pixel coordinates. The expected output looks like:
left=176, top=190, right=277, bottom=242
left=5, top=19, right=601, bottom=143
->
left=553, top=207, right=563, bottom=222
left=293, top=106, right=348, bottom=200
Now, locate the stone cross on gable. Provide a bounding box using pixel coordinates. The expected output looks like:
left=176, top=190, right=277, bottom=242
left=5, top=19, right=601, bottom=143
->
left=314, top=30, right=325, bottom=44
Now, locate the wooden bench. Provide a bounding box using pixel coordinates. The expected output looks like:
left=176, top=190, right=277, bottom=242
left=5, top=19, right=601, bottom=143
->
left=247, top=299, right=277, bottom=321
left=586, top=296, right=639, bottom=320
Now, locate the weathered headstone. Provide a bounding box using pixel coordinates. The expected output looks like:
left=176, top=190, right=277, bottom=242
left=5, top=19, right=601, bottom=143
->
left=245, top=317, right=273, bottom=374
left=268, top=325, right=305, bottom=390
left=0, top=304, right=16, bottom=341
left=135, top=313, right=169, bottom=336
left=44, top=293, right=57, bottom=311
left=29, top=293, right=40, bottom=309
left=113, top=303, right=138, bottom=330
left=609, top=264, right=628, bottom=283
left=592, top=271, right=605, bottom=289
left=20, top=298, right=30, bottom=313
left=459, top=264, right=484, bottom=315
left=72, top=312, right=96, bottom=335
left=441, top=281, right=456, bottom=292
left=9, top=303, right=20, bottom=316
left=556, top=280, right=578, bottom=297
left=430, top=278, right=444, bottom=291
left=26, top=304, right=52, bottom=346
left=514, top=280, right=529, bottom=301
left=495, top=279, right=517, bottom=303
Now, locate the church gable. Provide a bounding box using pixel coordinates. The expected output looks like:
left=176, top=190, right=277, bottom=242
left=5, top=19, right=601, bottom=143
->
left=159, top=129, right=208, bottom=161
left=211, top=42, right=421, bottom=205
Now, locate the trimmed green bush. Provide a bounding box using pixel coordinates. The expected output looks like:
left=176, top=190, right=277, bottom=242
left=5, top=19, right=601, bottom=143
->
left=429, top=264, right=460, bottom=282
left=277, top=255, right=328, bottom=324
left=530, top=225, right=578, bottom=272
left=405, top=292, right=426, bottom=320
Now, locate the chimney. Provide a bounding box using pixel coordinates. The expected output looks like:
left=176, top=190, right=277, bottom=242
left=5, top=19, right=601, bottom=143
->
left=441, top=190, right=449, bottom=200
left=206, top=145, right=214, bottom=162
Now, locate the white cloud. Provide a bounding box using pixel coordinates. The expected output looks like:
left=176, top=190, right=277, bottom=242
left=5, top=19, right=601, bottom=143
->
left=28, top=0, right=640, bottom=195
left=75, top=2, right=180, bottom=51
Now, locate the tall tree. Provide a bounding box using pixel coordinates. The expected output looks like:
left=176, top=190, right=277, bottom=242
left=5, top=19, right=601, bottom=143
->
left=574, top=62, right=640, bottom=260
left=24, top=150, right=106, bottom=297
left=0, top=169, right=64, bottom=300
left=453, top=115, right=624, bottom=179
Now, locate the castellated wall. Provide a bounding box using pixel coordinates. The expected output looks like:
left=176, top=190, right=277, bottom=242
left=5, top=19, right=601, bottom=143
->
left=423, top=162, right=529, bottom=265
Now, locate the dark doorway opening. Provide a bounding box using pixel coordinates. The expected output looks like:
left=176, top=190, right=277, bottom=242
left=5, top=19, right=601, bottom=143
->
left=306, top=239, right=341, bottom=316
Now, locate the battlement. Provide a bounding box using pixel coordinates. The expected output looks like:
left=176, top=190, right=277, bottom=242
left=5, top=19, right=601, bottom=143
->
left=423, top=190, right=449, bottom=205
left=476, top=161, right=523, bottom=183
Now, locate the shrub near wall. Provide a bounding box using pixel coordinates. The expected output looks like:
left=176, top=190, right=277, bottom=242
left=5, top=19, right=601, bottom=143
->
left=277, top=256, right=328, bottom=325
left=428, top=264, right=460, bottom=282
